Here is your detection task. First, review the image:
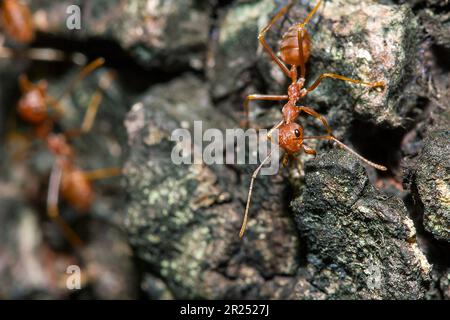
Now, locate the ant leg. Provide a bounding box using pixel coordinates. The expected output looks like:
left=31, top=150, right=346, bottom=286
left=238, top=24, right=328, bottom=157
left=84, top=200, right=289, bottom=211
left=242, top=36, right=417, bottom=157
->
left=307, top=73, right=385, bottom=92
left=258, top=1, right=294, bottom=78
left=303, top=144, right=317, bottom=156
left=56, top=57, right=105, bottom=102
left=82, top=167, right=122, bottom=181
left=43, top=58, right=106, bottom=124
left=47, top=163, right=84, bottom=247
left=303, top=0, right=323, bottom=26
left=80, top=88, right=103, bottom=134
left=296, top=0, right=322, bottom=78
left=63, top=71, right=115, bottom=139
left=62, top=90, right=102, bottom=139
left=297, top=27, right=307, bottom=79
left=302, top=135, right=387, bottom=171
left=298, top=106, right=332, bottom=135
left=282, top=153, right=290, bottom=166
left=244, top=94, right=288, bottom=128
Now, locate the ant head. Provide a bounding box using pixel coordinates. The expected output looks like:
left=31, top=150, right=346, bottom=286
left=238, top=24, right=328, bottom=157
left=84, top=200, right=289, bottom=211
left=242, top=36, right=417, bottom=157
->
left=17, top=77, right=48, bottom=124
left=47, top=134, right=73, bottom=158
left=278, top=122, right=303, bottom=154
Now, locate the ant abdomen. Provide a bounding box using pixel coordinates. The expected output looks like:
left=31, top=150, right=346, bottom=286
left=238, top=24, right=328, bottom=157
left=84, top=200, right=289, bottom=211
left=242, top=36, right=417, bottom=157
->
left=280, top=26, right=311, bottom=66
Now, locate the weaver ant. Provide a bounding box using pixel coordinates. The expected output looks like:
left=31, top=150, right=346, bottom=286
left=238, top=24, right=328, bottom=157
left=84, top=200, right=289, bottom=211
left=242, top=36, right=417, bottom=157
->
left=16, top=57, right=121, bottom=247
left=239, top=0, right=387, bottom=238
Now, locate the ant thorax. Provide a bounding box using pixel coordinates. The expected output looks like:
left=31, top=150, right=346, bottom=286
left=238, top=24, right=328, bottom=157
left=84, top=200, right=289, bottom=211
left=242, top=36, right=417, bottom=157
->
left=284, top=77, right=307, bottom=124
left=287, top=78, right=307, bottom=103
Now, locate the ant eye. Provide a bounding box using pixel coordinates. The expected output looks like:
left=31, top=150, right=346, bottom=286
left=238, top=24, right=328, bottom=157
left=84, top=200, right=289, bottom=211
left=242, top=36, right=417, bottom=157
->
left=294, top=129, right=301, bottom=138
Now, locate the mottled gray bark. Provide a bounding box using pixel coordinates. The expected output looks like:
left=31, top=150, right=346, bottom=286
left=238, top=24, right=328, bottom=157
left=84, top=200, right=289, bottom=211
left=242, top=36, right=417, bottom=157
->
left=0, top=0, right=448, bottom=299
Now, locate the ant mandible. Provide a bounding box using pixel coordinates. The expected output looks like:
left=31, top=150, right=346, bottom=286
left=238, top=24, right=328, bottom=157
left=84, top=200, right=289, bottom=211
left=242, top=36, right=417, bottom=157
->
left=0, top=0, right=34, bottom=43
left=17, top=58, right=121, bottom=247
left=239, top=0, right=387, bottom=238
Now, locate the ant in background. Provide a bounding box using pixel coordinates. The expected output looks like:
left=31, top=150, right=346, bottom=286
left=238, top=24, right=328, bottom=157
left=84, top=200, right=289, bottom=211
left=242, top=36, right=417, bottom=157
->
left=0, top=0, right=34, bottom=43
left=239, top=0, right=387, bottom=237
left=16, top=57, right=121, bottom=247
left=0, top=0, right=86, bottom=63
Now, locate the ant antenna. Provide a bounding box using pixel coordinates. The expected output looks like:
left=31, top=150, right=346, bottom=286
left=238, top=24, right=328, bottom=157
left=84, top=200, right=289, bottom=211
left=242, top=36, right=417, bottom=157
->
left=302, top=0, right=322, bottom=26
left=240, top=150, right=274, bottom=238
left=330, top=136, right=387, bottom=171
left=303, top=135, right=387, bottom=170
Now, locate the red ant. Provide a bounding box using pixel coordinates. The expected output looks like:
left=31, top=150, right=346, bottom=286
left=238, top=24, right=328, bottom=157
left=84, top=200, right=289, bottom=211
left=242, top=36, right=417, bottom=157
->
left=239, top=0, right=387, bottom=238
left=0, top=0, right=86, bottom=64
left=0, top=0, right=34, bottom=43
left=16, top=57, right=121, bottom=247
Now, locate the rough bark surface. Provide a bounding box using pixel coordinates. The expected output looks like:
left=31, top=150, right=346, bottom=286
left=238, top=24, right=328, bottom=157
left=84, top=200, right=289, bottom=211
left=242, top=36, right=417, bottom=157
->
left=0, top=0, right=448, bottom=299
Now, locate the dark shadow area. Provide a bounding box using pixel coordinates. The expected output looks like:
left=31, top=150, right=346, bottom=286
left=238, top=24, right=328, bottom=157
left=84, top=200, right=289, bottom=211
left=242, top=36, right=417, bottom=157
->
left=432, top=44, right=450, bottom=73
left=31, top=33, right=198, bottom=94
left=348, top=120, right=406, bottom=174
left=404, top=182, right=450, bottom=272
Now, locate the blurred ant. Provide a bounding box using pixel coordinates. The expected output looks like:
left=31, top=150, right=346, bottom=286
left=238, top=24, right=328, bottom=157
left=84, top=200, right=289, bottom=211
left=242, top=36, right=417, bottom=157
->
left=0, top=0, right=34, bottom=43
left=239, top=0, right=387, bottom=237
left=17, top=57, right=121, bottom=247
left=0, top=0, right=86, bottom=64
